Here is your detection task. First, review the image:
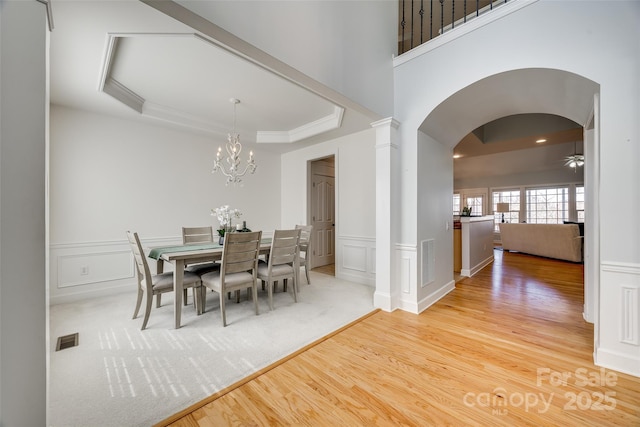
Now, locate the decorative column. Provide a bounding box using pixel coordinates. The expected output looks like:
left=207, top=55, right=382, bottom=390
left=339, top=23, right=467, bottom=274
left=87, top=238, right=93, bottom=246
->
left=372, top=118, right=400, bottom=311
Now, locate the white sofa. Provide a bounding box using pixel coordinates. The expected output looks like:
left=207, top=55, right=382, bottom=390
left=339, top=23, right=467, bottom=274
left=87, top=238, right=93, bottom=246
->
left=499, top=223, right=583, bottom=262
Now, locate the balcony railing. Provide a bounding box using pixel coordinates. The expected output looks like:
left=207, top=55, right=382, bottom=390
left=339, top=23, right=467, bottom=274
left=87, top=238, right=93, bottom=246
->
left=398, top=0, right=510, bottom=55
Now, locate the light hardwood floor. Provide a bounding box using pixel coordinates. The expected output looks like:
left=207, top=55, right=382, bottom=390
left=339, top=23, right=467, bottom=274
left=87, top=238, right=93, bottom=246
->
left=311, top=263, right=335, bottom=276
left=157, top=250, right=640, bottom=426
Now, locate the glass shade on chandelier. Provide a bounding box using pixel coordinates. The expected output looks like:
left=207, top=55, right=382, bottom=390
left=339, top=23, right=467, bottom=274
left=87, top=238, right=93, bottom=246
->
left=212, top=98, right=257, bottom=186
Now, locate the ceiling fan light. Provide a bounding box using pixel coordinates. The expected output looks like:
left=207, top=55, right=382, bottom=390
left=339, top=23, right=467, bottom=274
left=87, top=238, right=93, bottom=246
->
left=564, top=141, right=584, bottom=170
left=564, top=153, right=584, bottom=169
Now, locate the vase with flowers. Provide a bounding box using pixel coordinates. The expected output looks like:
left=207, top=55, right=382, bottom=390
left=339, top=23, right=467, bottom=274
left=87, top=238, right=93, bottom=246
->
left=211, top=205, right=242, bottom=244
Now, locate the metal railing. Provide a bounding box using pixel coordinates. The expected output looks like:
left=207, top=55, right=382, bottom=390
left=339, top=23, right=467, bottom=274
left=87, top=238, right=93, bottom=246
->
left=398, top=0, right=509, bottom=55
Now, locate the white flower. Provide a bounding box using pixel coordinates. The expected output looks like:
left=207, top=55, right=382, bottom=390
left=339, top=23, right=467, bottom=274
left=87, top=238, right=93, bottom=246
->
left=211, top=205, right=242, bottom=228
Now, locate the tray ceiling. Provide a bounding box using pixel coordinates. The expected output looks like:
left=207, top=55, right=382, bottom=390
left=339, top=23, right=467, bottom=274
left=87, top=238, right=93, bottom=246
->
left=50, top=1, right=374, bottom=153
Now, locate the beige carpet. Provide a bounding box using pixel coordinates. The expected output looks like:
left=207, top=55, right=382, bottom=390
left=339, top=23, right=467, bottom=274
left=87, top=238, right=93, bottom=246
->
left=48, top=271, right=374, bottom=426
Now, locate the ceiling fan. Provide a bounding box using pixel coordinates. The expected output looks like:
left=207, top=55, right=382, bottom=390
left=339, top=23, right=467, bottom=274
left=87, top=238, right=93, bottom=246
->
left=564, top=141, right=584, bottom=169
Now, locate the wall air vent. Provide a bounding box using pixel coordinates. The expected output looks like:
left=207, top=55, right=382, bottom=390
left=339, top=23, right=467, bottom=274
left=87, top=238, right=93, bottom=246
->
left=56, top=333, right=79, bottom=351
left=421, top=239, right=435, bottom=287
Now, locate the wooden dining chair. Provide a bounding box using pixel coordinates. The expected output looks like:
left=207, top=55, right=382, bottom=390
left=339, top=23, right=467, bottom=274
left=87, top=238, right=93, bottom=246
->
left=182, top=226, right=214, bottom=245
left=183, top=226, right=247, bottom=303
left=295, top=224, right=313, bottom=285
left=181, top=226, right=220, bottom=276
left=200, top=231, right=262, bottom=327
left=257, top=229, right=300, bottom=310
left=126, top=231, right=203, bottom=330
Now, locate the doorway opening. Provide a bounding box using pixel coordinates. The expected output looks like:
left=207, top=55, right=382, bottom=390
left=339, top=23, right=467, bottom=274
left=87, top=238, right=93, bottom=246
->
left=308, top=155, right=335, bottom=276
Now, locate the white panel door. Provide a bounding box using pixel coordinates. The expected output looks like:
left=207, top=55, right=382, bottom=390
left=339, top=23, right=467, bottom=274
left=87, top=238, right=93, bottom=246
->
left=310, top=159, right=335, bottom=268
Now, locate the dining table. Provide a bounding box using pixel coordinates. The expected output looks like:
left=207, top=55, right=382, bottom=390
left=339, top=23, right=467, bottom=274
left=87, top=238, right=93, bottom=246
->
left=148, top=238, right=271, bottom=328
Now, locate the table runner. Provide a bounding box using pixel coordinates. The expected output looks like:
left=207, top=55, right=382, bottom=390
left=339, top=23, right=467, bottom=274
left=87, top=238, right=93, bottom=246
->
left=148, top=238, right=272, bottom=260
left=148, top=243, right=222, bottom=260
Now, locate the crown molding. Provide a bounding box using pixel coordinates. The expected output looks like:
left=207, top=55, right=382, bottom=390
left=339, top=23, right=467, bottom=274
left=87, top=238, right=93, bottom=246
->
left=142, top=102, right=224, bottom=134
left=97, top=32, right=343, bottom=142
left=36, top=0, right=54, bottom=31
left=102, top=78, right=145, bottom=113
left=256, top=106, right=344, bottom=144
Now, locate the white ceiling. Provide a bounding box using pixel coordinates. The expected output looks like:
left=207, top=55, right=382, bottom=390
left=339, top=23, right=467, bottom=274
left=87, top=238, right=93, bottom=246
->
left=50, top=1, right=588, bottom=176
left=49, top=0, right=377, bottom=154
left=453, top=114, right=584, bottom=180
left=455, top=114, right=583, bottom=157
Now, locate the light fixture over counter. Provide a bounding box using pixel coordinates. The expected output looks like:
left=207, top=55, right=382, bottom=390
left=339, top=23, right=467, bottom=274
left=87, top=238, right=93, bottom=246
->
left=212, top=98, right=257, bottom=186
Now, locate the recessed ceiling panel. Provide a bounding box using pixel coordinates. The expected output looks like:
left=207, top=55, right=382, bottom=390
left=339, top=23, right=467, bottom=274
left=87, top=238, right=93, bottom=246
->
left=107, top=33, right=340, bottom=141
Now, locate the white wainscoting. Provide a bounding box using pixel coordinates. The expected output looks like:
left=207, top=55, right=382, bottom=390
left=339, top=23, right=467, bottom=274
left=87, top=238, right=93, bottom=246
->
left=596, top=261, right=640, bottom=377
left=337, top=235, right=376, bottom=287
left=57, top=250, right=133, bottom=289
left=53, top=232, right=369, bottom=305
left=396, top=243, right=418, bottom=313
left=394, top=242, right=455, bottom=314
left=50, top=236, right=181, bottom=305
left=49, top=230, right=270, bottom=304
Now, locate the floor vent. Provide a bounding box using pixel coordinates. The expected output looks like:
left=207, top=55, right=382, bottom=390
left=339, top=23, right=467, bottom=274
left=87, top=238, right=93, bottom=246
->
left=56, top=333, right=79, bottom=351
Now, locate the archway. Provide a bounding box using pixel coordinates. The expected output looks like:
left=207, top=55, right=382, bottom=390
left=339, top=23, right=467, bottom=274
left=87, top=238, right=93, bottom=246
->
left=418, top=68, right=599, bottom=323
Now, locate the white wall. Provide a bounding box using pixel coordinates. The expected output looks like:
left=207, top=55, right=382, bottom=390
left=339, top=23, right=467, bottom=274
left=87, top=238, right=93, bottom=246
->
left=0, top=1, right=47, bottom=425
left=176, top=0, right=396, bottom=118
left=49, top=105, right=282, bottom=303
left=281, top=128, right=376, bottom=286
left=394, top=0, right=640, bottom=376
left=414, top=131, right=455, bottom=311
left=460, top=216, right=495, bottom=277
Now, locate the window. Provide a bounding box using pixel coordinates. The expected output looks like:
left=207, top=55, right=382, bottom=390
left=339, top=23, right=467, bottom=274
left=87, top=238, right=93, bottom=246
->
left=526, top=187, right=569, bottom=224
left=465, top=196, right=483, bottom=216
left=455, top=189, right=487, bottom=217
left=576, top=186, right=585, bottom=222
left=453, top=193, right=461, bottom=216
left=492, top=190, right=520, bottom=231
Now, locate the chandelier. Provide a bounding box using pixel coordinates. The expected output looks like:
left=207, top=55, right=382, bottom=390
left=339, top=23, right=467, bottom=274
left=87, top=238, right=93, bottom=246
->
left=212, top=98, right=257, bottom=185
left=564, top=141, right=584, bottom=171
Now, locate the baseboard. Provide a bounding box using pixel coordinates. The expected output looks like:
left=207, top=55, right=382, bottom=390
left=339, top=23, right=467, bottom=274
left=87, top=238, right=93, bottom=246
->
left=50, top=282, right=133, bottom=305
left=595, top=347, right=640, bottom=378
left=461, top=254, right=494, bottom=277
left=418, top=280, right=456, bottom=313
left=338, top=270, right=375, bottom=287
left=373, top=290, right=394, bottom=312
